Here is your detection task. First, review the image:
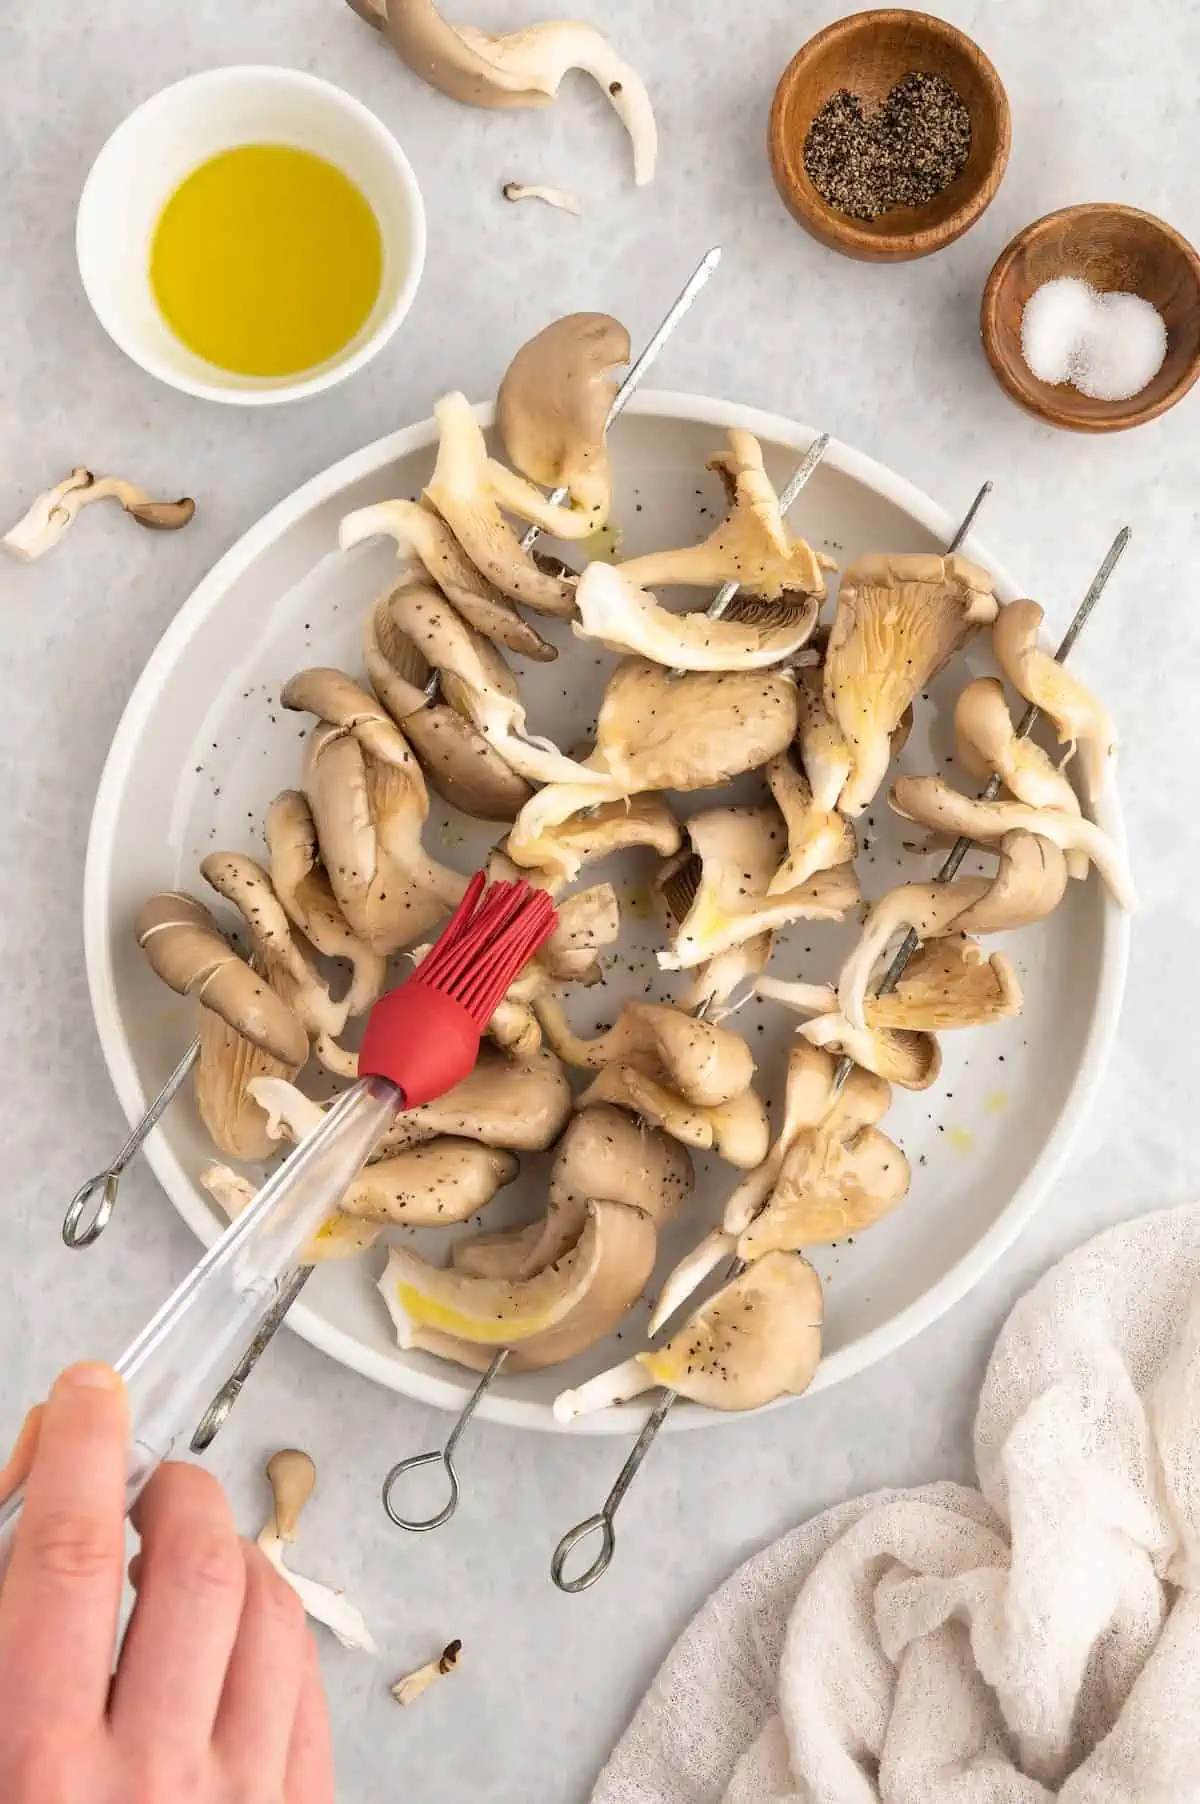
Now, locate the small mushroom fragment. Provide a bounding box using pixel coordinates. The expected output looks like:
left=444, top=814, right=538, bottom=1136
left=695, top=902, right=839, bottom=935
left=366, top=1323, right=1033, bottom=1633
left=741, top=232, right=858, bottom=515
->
left=424, top=393, right=579, bottom=611
left=677, top=934, right=773, bottom=1022
left=573, top=561, right=819, bottom=671
left=266, top=792, right=386, bottom=1015
left=535, top=998, right=755, bottom=1106
left=889, top=775, right=1137, bottom=911
left=496, top=313, right=629, bottom=529
left=384, top=582, right=603, bottom=787
left=502, top=180, right=582, bottom=215
left=764, top=752, right=856, bottom=893
left=135, top=892, right=308, bottom=1068
left=992, top=600, right=1117, bottom=806
left=794, top=658, right=851, bottom=814
left=393, top=1640, right=463, bottom=1707
left=257, top=1450, right=376, bottom=1653
left=824, top=554, right=998, bottom=816
left=617, top=431, right=834, bottom=601
left=577, top=1065, right=770, bottom=1169
left=554, top=1252, right=823, bottom=1419
left=657, top=806, right=860, bottom=971
left=363, top=593, right=534, bottom=820
left=341, top=499, right=556, bottom=661
left=3, top=467, right=194, bottom=561
left=350, top=2, right=657, bottom=185
left=285, top=670, right=467, bottom=952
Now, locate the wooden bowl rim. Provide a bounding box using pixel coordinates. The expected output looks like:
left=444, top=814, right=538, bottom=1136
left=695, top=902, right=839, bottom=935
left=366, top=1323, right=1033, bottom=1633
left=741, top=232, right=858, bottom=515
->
left=980, top=202, right=1200, bottom=432
left=768, top=7, right=1012, bottom=261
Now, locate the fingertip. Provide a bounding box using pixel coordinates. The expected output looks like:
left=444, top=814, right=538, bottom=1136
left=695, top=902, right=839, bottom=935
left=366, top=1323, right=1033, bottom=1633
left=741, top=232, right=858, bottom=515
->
left=54, top=1363, right=123, bottom=1396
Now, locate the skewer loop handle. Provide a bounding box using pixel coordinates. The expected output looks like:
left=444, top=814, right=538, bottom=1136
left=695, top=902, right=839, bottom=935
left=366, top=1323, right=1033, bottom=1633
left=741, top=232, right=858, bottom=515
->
left=381, top=1449, right=462, bottom=1534
left=63, top=1170, right=121, bottom=1248
left=551, top=1512, right=616, bottom=1593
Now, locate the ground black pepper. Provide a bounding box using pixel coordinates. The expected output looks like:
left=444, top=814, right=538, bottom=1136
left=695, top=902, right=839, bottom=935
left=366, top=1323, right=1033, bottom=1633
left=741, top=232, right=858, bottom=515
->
left=803, top=72, right=972, bottom=222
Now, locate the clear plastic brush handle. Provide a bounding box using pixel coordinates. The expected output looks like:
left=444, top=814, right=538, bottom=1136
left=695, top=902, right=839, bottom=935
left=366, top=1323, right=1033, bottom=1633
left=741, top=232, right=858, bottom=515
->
left=0, top=1075, right=400, bottom=1574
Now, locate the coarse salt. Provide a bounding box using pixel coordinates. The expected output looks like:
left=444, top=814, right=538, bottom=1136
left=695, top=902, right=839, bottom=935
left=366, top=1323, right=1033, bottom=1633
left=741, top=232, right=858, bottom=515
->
left=1020, top=275, right=1167, bottom=402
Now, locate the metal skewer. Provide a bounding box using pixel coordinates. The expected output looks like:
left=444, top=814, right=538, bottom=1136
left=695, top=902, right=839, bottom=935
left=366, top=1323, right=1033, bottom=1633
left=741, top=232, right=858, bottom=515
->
left=380, top=431, right=833, bottom=1534
left=63, top=1036, right=201, bottom=1248
left=183, top=251, right=724, bottom=1455
left=551, top=493, right=1126, bottom=1597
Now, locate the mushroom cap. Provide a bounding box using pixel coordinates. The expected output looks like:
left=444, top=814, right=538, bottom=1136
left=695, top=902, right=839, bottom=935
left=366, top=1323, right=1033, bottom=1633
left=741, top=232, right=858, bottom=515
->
left=536, top=997, right=755, bottom=1107
left=764, top=753, right=856, bottom=893
left=136, top=891, right=309, bottom=1067
left=342, top=498, right=557, bottom=661
left=954, top=677, right=1082, bottom=819
left=737, top=1123, right=909, bottom=1259
left=952, top=832, right=1069, bottom=934
left=266, top=1448, right=317, bottom=1542
left=539, top=881, right=620, bottom=984
left=450, top=1220, right=546, bottom=1281
left=201, top=849, right=346, bottom=1043
left=374, top=1043, right=573, bottom=1153
left=265, top=791, right=386, bottom=1017
left=573, top=561, right=818, bottom=671
left=338, top=1138, right=519, bottom=1225
left=638, top=1252, right=823, bottom=1411
left=618, top=430, right=833, bottom=601
left=577, top=1064, right=770, bottom=1169
left=889, top=775, right=1137, bottom=912
left=594, top=657, right=801, bottom=793
left=992, top=600, right=1117, bottom=804
left=424, top=393, right=576, bottom=614
left=195, top=1004, right=302, bottom=1160
left=824, top=552, right=997, bottom=816
left=407, top=704, right=535, bottom=820
left=496, top=312, right=630, bottom=526
left=658, top=805, right=860, bottom=971
left=865, top=936, right=1023, bottom=1032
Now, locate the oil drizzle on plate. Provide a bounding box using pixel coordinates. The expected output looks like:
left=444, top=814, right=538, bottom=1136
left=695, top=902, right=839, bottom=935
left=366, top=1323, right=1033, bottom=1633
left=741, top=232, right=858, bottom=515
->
left=150, top=144, right=383, bottom=378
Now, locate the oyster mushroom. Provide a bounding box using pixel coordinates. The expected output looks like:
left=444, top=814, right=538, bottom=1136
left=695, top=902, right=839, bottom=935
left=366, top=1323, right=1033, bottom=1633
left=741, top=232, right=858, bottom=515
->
left=764, top=752, right=856, bottom=893
left=342, top=499, right=556, bottom=661
left=755, top=987, right=942, bottom=1091
left=253, top=1043, right=572, bottom=1155
left=534, top=998, right=755, bottom=1107
left=393, top=1641, right=463, bottom=1707
left=617, top=431, right=834, bottom=602
left=203, top=1137, right=518, bottom=1256
left=889, top=775, right=1137, bottom=911
left=657, top=805, right=860, bottom=971
left=378, top=1198, right=654, bottom=1354
left=539, top=881, right=620, bottom=984
left=992, top=600, right=1117, bottom=806
left=363, top=593, right=534, bottom=820
left=200, top=852, right=348, bottom=1062
left=384, top=582, right=603, bottom=787
left=572, top=561, right=819, bottom=670
left=194, top=1007, right=301, bottom=1162
left=496, top=312, right=629, bottom=529
left=265, top=792, right=386, bottom=1016
left=504, top=792, right=680, bottom=887
left=954, top=677, right=1086, bottom=880
left=424, top=393, right=578, bottom=612
left=554, top=1252, right=823, bottom=1419
left=737, top=1110, right=908, bottom=1261
left=577, top=1065, right=770, bottom=1169
left=677, top=934, right=773, bottom=1022
left=3, top=466, right=194, bottom=561
left=502, top=180, right=582, bottom=215
left=349, top=2, right=657, bottom=185
left=135, top=892, right=308, bottom=1067
left=257, top=1450, right=375, bottom=1653
left=824, top=553, right=998, bottom=815
left=794, top=657, right=851, bottom=813
left=285, top=670, right=467, bottom=951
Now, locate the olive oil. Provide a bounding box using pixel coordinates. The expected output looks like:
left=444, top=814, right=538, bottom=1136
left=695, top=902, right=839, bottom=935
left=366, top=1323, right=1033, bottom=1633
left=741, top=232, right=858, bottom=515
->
left=150, top=144, right=383, bottom=379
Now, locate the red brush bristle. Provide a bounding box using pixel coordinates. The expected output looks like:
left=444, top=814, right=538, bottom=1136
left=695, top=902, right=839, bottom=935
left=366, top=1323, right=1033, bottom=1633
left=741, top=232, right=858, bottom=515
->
left=410, top=876, right=557, bottom=1030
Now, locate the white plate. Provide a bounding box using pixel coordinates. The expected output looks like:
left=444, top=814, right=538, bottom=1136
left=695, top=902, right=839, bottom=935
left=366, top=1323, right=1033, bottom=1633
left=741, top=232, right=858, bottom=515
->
left=84, top=393, right=1129, bottom=1434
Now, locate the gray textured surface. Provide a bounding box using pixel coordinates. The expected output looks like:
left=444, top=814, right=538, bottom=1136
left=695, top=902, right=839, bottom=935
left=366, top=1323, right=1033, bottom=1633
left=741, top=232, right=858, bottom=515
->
left=1, top=3, right=1197, bottom=1800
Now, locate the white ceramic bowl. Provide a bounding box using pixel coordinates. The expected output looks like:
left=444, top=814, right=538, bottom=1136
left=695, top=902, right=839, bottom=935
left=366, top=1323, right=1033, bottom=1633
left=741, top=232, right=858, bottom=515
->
left=75, top=66, right=427, bottom=405
left=83, top=393, right=1129, bottom=1434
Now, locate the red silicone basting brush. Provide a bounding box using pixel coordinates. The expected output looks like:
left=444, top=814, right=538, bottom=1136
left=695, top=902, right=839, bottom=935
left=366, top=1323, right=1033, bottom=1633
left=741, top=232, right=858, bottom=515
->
left=0, top=873, right=558, bottom=1570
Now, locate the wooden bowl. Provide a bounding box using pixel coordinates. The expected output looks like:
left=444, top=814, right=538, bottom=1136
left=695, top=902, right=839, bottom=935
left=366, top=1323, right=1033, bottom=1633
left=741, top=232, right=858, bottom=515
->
left=981, top=204, right=1200, bottom=432
left=768, top=10, right=1010, bottom=262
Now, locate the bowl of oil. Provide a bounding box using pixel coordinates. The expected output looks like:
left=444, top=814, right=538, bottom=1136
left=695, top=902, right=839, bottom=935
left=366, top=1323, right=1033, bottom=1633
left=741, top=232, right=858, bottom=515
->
left=76, top=67, right=426, bottom=404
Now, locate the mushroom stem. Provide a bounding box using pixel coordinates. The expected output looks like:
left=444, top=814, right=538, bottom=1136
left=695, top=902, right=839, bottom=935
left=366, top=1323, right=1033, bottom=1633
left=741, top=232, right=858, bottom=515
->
left=502, top=180, right=582, bottom=215
left=392, top=1640, right=463, bottom=1705
left=553, top=1357, right=658, bottom=1423
left=3, top=467, right=194, bottom=560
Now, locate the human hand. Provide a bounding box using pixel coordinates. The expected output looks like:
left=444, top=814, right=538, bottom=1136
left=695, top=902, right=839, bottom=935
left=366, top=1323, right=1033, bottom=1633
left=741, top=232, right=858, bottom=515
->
left=0, top=1363, right=334, bottom=1802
